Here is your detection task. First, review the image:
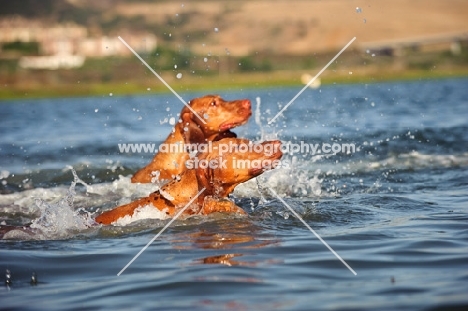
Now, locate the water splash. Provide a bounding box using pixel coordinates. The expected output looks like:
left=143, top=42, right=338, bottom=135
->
left=254, top=96, right=280, bottom=141
left=28, top=167, right=95, bottom=239
left=254, top=97, right=266, bottom=141
left=247, top=97, right=324, bottom=200
left=256, top=177, right=269, bottom=204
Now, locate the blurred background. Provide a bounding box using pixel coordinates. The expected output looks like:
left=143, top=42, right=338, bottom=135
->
left=0, top=0, right=467, bottom=99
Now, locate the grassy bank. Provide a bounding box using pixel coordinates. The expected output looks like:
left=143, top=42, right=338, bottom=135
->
left=1, top=67, right=467, bottom=101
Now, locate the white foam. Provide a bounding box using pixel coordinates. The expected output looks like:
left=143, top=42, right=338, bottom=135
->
left=348, top=152, right=468, bottom=173
left=28, top=168, right=96, bottom=239
left=112, top=204, right=170, bottom=226
left=233, top=166, right=323, bottom=199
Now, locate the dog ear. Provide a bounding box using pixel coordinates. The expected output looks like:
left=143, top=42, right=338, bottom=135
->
left=180, top=109, right=205, bottom=145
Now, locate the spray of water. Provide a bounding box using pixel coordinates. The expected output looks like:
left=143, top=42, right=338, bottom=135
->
left=27, top=167, right=95, bottom=239
left=233, top=96, right=324, bottom=213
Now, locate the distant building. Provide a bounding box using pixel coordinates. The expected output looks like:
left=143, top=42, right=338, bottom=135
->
left=361, top=32, right=468, bottom=57
left=76, top=35, right=156, bottom=57
left=0, top=16, right=157, bottom=69
left=19, top=55, right=85, bottom=70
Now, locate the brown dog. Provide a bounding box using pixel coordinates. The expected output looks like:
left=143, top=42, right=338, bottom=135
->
left=96, top=138, right=282, bottom=225
left=131, top=95, right=251, bottom=183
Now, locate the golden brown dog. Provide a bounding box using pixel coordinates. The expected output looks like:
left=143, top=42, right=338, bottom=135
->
left=96, top=138, right=282, bottom=225
left=131, top=95, right=251, bottom=183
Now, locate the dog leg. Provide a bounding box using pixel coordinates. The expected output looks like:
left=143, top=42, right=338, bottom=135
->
left=201, top=196, right=247, bottom=215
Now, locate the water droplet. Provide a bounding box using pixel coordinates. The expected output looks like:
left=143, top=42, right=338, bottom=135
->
left=109, top=93, right=113, bottom=97
left=371, top=102, right=375, bottom=107
left=176, top=73, right=182, bottom=79
left=203, top=113, right=209, bottom=119
left=169, top=117, right=176, bottom=125
left=203, top=57, right=208, bottom=62
left=174, top=64, right=177, bottom=69
left=214, top=27, right=219, bottom=32
left=356, top=7, right=362, bottom=13
left=5, top=269, right=12, bottom=285
left=349, top=71, right=353, bottom=75
left=371, top=53, right=376, bottom=57
left=166, top=107, right=170, bottom=112
left=147, top=87, right=151, bottom=91
left=30, top=272, right=37, bottom=285
left=366, top=49, right=370, bottom=54
left=94, top=109, right=99, bottom=113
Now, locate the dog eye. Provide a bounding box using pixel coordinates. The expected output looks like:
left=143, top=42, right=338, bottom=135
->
left=210, top=100, right=217, bottom=107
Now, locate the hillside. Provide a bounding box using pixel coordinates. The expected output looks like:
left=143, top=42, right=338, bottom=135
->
left=113, top=0, right=468, bottom=55
left=1, top=0, right=467, bottom=55
left=1, top=0, right=468, bottom=99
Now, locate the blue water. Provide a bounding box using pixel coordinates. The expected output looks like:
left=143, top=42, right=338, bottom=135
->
left=1, top=78, right=467, bottom=310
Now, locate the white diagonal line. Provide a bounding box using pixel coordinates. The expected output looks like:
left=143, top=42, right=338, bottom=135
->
left=117, top=187, right=206, bottom=276
left=267, top=187, right=357, bottom=275
left=118, top=36, right=206, bottom=124
left=268, top=37, right=356, bottom=124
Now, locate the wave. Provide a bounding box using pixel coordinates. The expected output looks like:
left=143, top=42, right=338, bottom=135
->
left=1, top=147, right=467, bottom=240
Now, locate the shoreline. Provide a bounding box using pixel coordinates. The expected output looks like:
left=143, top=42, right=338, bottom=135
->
left=1, top=68, right=467, bottom=101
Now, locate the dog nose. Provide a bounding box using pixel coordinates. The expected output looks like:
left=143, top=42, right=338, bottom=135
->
left=242, top=99, right=251, bottom=110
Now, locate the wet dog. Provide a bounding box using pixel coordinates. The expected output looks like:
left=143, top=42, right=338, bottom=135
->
left=96, top=138, right=282, bottom=225
left=131, top=95, right=251, bottom=183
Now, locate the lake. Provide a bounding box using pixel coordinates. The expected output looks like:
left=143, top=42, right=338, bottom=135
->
left=1, top=78, right=467, bottom=310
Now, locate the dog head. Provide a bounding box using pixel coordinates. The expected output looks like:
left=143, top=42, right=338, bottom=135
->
left=194, top=138, right=282, bottom=197
left=179, top=95, right=251, bottom=144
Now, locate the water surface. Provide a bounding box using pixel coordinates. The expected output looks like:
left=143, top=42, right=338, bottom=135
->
left=1, top=78, right=467, bottom=310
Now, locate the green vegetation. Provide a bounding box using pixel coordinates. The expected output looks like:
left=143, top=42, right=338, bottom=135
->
left=1, top=67, right=467, bottom=101
left=238, top=56, right=272, bottom=72
left=2, top=41, right=40, bottom=55
left=1, top=45, right=468, bottom=100
left=149, top=46, right=193, bottom=70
